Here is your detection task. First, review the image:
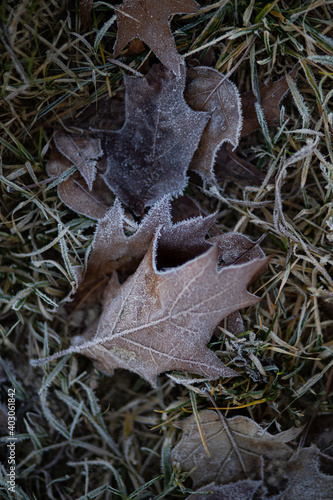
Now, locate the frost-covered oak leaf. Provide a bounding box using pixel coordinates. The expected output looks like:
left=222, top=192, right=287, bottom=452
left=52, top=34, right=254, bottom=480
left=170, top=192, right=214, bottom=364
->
left=185, top=66, right=242, bottom=182
left=73, top=197, right=216, bottom=306
left=114, top=0, right=200, bottom=76
left=101, top=64, right=209, bottom=214
left=71, top=231, right=267, bottom=387
left=171, top=410, right=302, bottom=488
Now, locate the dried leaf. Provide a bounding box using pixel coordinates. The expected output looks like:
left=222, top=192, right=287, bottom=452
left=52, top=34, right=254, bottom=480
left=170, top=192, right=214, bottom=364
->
left=185, top=66, right=242, bottom=182
left=52, top=132, right=103, bottom=190
left=186, top=480, right=261, bottom=500
left=241, top=67, right=298, bottom=137
left=171, top=410, right=302, bottom=488
left=185, top=445, right=333, bottom=499
left=214, top=232, right=266, bottom=336
left=114, top=0, right=200, bottom=76
left=221, top=310, right=244, bottom=335
left=101, top=64, right=210, bottom=214
left=212, top=232, right=266, bottom=281
left=75, top=196, right=216, bottom=303
left=72, top=222, right=267, bottom=386
left=171, top=195, right=204, bottom=223
left=46, top=133, right=111, bottom=220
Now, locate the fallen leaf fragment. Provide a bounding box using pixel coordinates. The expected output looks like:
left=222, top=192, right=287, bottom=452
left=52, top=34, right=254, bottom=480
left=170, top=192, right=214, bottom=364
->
left=215, top=143, right=265, bottom=186
left=185, top=66, right=242, bottom=182
left=72, top=228, right=267, bottom=387
left=171, top=410, right=302, bottom=488
left=184, top=445, right=333, bottom=499
left=114, top=0, right=200, bottom=76
left=213, top=232, right=266, bottom=278
left=52, top=132, right=103, bottom=190
left=101, top=64, right=210, bottom=214
left=241, top=66, right=298, bottom=137
left=46, top=132, right=111, bottom=220
left=171, top=195, right=204, bottom=224
left=212, top=232, right=266, bottom=335
left=186, top=479, right=261, bottom=500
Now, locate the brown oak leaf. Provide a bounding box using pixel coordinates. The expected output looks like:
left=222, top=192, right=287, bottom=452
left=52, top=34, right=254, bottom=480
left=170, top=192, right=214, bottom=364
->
left=114, top=0, right=200, bottom=76
left=209, top=68, right=298, bottom=186
left=51, top=132, right=102, bottom=191
left=171, top=410, right=302, bottom=488
left=71, top=229, right=267, bottom=387
left=184, top=445, right=333, bottom=499
left=100, top=64, right=210, bottom=214
left=185, top=66, right=242, bottom=182
left=241, top=66, right=298, bottom=137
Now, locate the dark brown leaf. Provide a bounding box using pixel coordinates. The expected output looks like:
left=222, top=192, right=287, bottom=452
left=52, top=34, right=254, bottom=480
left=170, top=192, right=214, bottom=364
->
left=114, top=0, right=200, bottom=76
left=212, top=232, right=266, bottom=281
left=215, top=143, right=265, bottom=186
left=241, top=66, right=298, bottom=137
left=274, top=445, right=333, bottom=499
left=52, top=132, right=103, bottom=190
left=101, top=64, right=209, bottom=214
left=171, top=195, right=203, bottom=223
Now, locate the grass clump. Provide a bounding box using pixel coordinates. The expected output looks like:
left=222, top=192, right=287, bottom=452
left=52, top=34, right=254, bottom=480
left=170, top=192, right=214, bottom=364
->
left=1, top=0, right=333, bottom=498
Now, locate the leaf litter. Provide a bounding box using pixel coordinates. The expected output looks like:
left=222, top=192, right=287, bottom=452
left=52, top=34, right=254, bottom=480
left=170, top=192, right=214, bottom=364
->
left=47, top=64, right=296, bottom=215
left=1, top=0, right=333, bottom=498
